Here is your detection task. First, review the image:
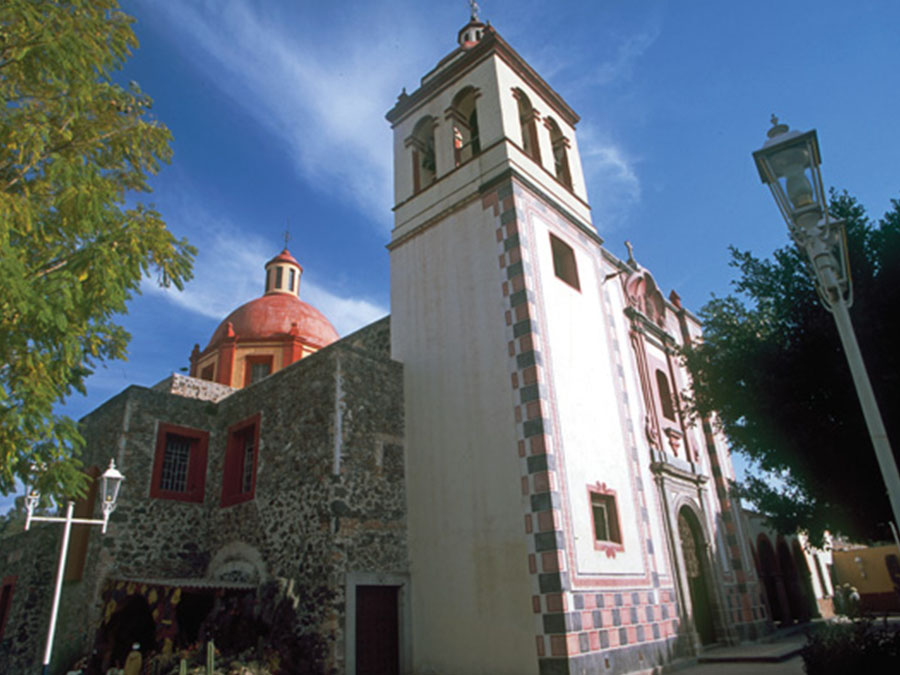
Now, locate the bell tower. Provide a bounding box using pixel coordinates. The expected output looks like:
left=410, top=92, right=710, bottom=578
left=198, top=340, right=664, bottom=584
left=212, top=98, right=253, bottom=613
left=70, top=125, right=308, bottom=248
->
left=386, top=9, right=762, bottom=675
left=387, top=12, right=606, bottom=675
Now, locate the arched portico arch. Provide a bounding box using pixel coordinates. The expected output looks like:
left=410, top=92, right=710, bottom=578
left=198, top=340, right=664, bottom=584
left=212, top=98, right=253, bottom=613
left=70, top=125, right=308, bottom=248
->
left=756, top=534, right=789, bottom=624
left=791, top=540, right=819, bottom=619
left=777, top=536, right=807, bottom=623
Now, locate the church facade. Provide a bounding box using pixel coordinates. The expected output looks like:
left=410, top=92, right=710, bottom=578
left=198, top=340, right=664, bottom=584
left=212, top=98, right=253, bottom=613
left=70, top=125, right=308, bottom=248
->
left=1, top=15, right=774, bottom=675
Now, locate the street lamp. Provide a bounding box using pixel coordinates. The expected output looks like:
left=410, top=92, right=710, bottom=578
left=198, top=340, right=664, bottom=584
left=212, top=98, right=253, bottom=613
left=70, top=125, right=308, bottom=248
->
left=752, top=116, right=900, bottom=548
left=24, top=459, right=125, bottom=675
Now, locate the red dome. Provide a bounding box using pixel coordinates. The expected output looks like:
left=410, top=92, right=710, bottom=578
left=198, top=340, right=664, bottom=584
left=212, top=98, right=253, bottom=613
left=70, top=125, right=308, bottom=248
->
left=206, top=293, right=338, bottom=349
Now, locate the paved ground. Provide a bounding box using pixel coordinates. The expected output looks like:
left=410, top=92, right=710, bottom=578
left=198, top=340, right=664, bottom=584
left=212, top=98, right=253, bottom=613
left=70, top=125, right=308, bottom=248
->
left=674, top=656, right=805, bottom=675
left=672, top=630, right=807, bottom=674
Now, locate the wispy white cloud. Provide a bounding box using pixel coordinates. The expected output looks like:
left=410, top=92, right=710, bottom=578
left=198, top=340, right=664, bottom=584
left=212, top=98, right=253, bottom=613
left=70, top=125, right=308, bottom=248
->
left=589, top=28, right=660, bottom=87
left=138, top=0, right=430, bottom=229
left=142, top=197, right=387, bottom=336
left=578, top=125, right=641, bottom=230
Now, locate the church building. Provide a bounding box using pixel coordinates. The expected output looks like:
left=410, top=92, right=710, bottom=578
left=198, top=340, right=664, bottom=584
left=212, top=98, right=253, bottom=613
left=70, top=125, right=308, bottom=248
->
left=1, top=12, right=773, bottom=675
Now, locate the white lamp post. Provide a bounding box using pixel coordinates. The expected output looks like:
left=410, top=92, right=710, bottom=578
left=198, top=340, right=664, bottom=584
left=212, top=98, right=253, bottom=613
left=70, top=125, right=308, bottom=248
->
left=752, top=116, right=900, bottom=548
left=24, top=459, right=125, bottom=675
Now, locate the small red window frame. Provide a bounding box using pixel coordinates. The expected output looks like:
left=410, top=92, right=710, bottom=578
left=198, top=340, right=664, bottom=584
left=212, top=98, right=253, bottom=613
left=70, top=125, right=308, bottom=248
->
left=587, top=482, right=625, bottom=558
left=150, top=423, right=209, bottom=503
left=0, top=575, right=17, bottom=640
left=221, top=413, right=261, bottom=507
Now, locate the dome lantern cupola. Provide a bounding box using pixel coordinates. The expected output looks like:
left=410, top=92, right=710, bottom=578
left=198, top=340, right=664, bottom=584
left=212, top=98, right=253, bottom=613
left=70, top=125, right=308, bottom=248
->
left=264, top=248, right=303, bottom=297
left=189, top=247, right=337, bottom=388
left=457, top=1, right=486, bottom=48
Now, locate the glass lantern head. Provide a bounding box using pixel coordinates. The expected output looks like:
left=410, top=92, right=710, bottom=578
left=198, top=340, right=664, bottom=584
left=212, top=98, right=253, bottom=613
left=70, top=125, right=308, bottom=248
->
left=753, top=117, right=826, bottom=235
left=100, top=459, right=125, bottom=509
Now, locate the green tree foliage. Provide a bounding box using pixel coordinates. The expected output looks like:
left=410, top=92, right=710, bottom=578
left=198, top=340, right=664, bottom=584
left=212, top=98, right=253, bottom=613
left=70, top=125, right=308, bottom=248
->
left=684, top=191, right=900, bottom=545
left=0, top=1, right=194, bottom=497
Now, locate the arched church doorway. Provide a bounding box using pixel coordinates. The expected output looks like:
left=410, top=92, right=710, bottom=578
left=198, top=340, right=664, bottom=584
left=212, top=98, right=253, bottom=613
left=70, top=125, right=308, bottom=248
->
left=677, top=507, right=715, bottom=645
left=756, top=534, right=787, bottom=624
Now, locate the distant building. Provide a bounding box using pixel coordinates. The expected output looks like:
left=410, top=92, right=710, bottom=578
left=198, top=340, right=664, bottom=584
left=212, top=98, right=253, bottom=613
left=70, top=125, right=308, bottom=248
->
left=2, top=15, right=779, bottom=675
left=743, top=511, right=833, bottom=621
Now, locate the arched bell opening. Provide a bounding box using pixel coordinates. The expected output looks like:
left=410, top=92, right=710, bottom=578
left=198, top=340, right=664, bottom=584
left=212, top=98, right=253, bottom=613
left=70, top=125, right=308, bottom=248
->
left=545, top=116, right=572, bottom=189
left=408, top=115, right=437, bottom=193
left=513, top=88, right=541, bottom=164
left=449, top=86, right=480, bottom=166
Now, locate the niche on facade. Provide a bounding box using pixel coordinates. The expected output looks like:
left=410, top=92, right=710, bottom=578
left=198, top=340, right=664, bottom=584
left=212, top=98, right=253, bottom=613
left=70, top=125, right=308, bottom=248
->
left=207, top=542, right=267, bottom=585
left=625, top=268, right=667, bottom=327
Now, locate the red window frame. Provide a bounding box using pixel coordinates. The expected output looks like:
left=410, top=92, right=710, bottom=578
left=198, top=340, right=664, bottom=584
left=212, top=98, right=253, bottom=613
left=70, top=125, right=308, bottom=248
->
left=221, top=414, right=261, bottom=507
left=150, top=423, right=209, bottom=503
left=587, top=483, right=625, bottom=557
left=0, top=575, right=16, bottom=640
left=243, top=355, right=274, bottom=387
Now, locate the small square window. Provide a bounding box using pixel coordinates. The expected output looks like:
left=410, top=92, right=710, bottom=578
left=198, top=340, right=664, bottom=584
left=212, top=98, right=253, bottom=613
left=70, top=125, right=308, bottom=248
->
left=150, top=424, right=209, bottom=503
left=550, top=234, right=580, bottom=290
left=244, top=355, right=273, bottom=387
left=588, top=485, right=623, bottom=550
left=200, top=364, right=215, bottom=382
left=221, top=414, right=260, bottom=507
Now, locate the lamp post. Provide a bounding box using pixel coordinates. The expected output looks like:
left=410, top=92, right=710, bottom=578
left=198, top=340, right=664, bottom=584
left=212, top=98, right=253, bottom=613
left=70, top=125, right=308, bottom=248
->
left=24, top=459, right=125, bottom=675
left=752, top=116, right=900, bottom=548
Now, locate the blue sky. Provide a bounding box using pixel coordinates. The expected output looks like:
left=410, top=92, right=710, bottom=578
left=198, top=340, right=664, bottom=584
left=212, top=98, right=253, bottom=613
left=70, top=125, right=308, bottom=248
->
left=4, top=1, right=899, bottom=512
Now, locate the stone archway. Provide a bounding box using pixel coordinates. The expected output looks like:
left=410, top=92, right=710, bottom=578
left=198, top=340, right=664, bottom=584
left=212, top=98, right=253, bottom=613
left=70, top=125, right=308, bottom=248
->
left=677, top=507, right=716, bottom=645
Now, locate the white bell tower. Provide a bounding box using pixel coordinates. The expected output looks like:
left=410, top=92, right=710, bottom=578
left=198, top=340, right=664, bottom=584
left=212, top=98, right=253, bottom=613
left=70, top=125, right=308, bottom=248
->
left=386, top=12, right=615, bottom=675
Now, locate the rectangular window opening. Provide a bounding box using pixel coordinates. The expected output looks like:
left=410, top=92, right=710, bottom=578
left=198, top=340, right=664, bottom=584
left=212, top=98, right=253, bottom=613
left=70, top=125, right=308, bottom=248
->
left=550, top=234, right=580, bottom=290
left=590, top=491, right=622, bottom=545
left=160, top=434, right=192, bottom=492
left=222, top=414, right=260, bottom=507
left=244, top=355, right=273, bottom=387
left=150, top=424, right=209, bottom=502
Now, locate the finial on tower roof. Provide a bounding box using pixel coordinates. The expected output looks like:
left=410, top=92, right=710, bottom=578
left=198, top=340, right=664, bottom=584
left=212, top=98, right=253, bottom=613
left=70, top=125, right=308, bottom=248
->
left=469, top=0, right=480, bottom=21
left=283, top=227, right=291, bottom=250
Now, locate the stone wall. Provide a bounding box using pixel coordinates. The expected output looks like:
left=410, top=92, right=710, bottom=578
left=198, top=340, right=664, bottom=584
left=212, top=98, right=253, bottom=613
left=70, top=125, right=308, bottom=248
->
left=0, top=318, right=405, bottom=674
left=0, top=526, right=58, bottom=673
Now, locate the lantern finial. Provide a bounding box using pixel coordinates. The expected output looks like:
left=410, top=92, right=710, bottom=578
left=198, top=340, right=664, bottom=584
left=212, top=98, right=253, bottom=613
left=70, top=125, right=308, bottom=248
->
left=767, top=114, right=789, bottom=140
